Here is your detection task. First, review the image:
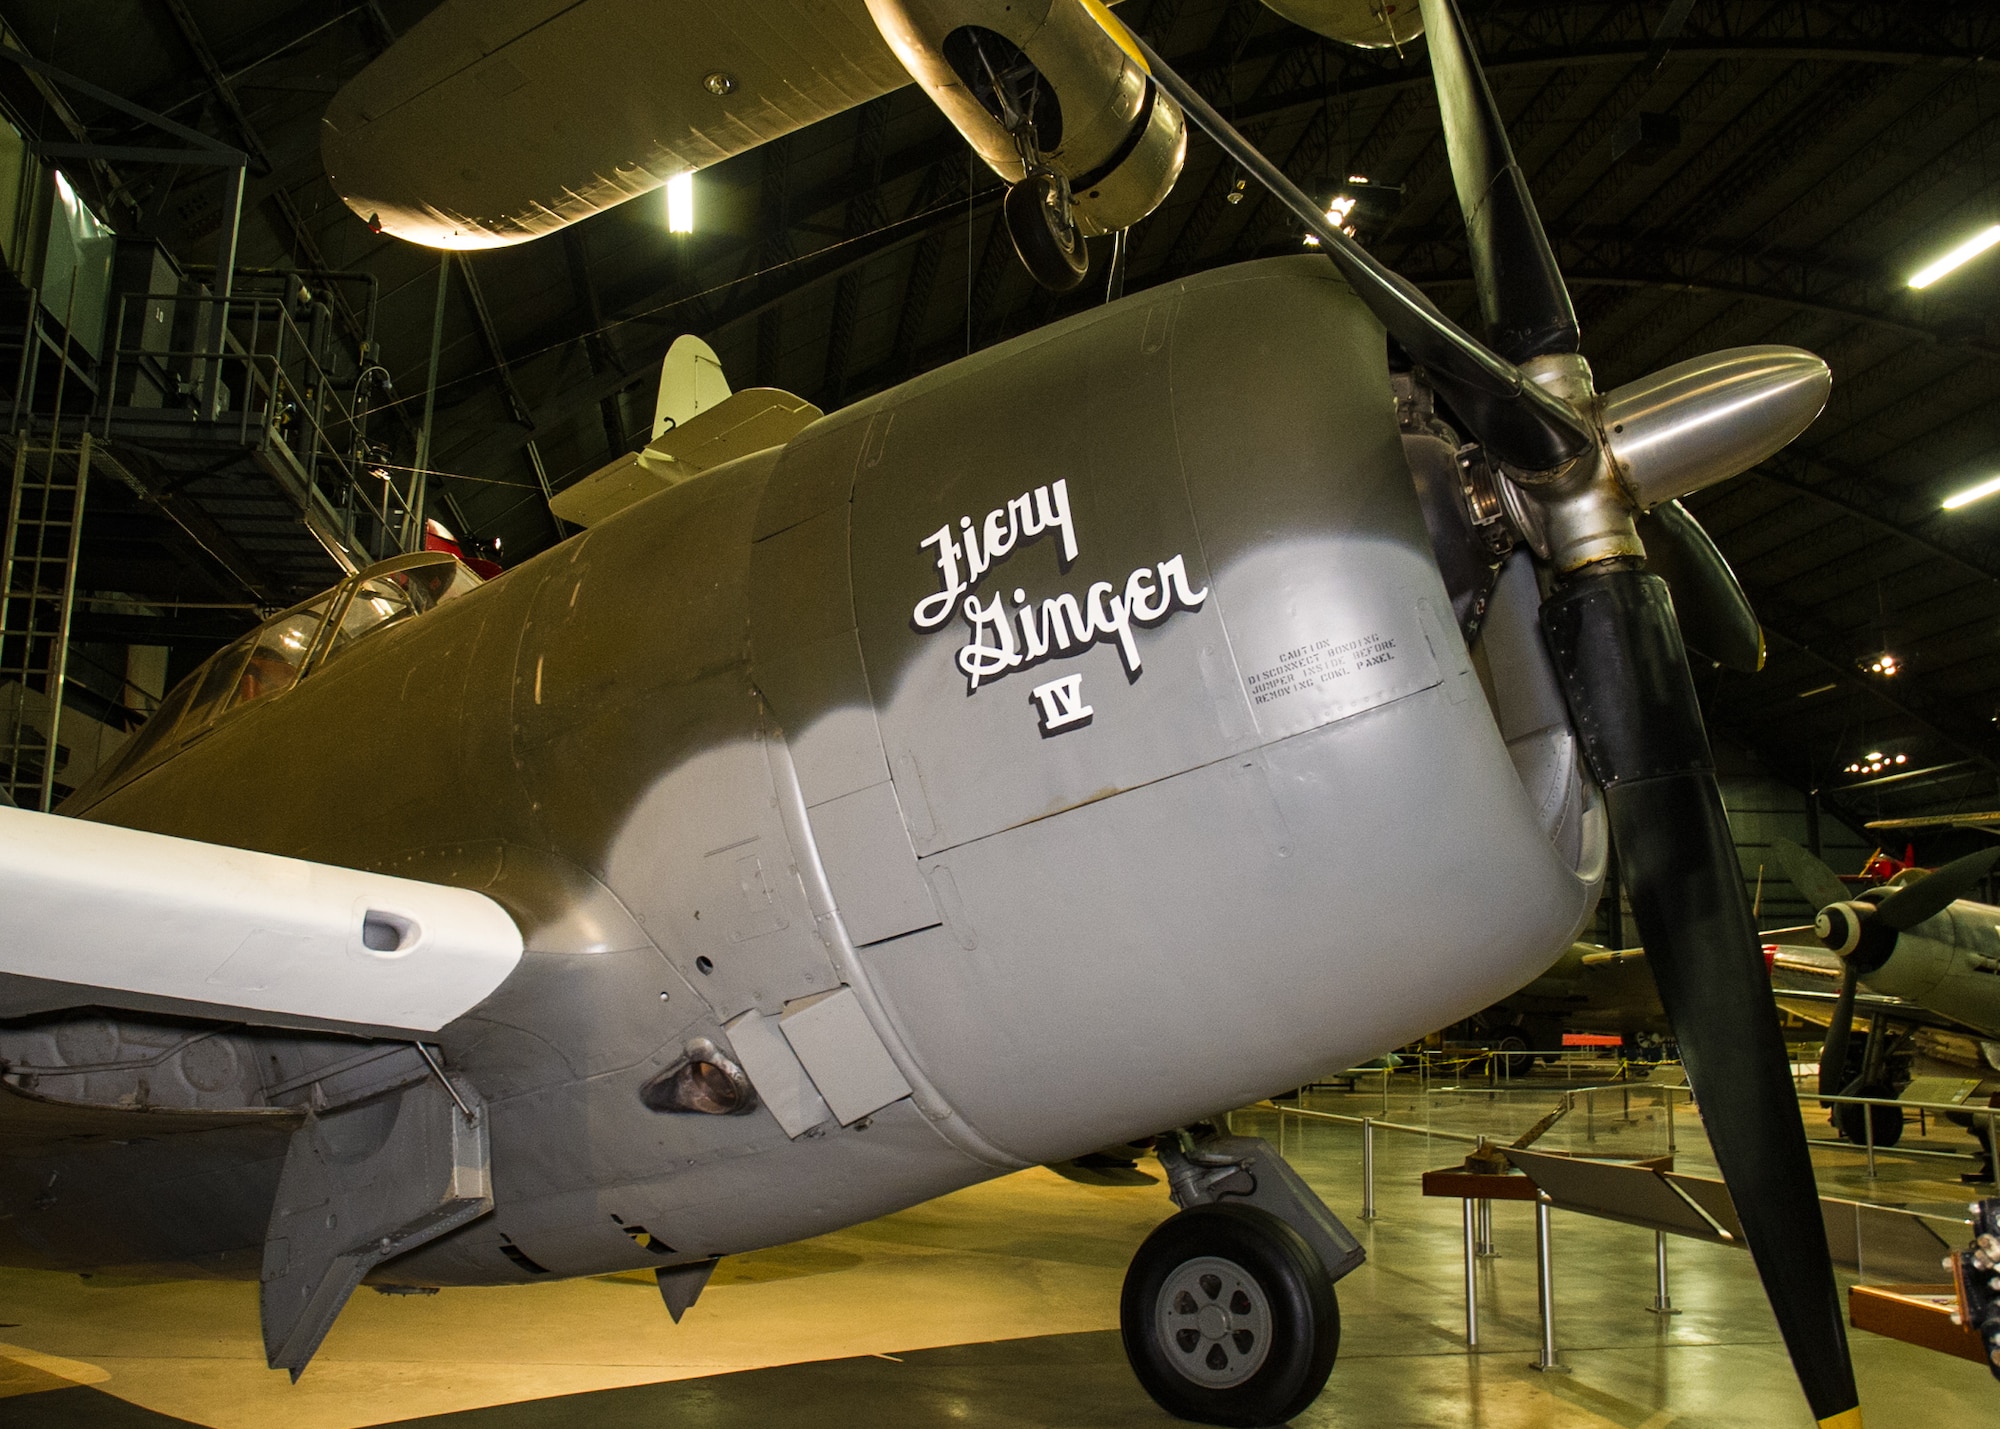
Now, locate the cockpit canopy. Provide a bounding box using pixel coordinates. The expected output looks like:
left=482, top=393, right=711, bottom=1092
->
left=82, top=551, right=483, bottom=800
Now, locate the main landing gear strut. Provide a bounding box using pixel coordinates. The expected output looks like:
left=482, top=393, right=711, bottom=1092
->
left=1120, top=1128, right=1362, bottom=1426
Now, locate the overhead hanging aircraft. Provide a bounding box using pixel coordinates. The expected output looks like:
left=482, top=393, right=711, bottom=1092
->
left=320, top=0, right=1416, bottom=290
left=0, top=2, right=1860, bottom=1425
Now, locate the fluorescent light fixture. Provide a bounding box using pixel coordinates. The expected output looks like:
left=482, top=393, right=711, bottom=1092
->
left=666, top=170, right=695, bottom=234
left=1908, top=224, right=2000, bottom=289
left=1943, top=472, right=2000, bottom=509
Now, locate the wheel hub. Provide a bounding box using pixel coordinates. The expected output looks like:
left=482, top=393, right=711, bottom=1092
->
left=1155, top=1254, right=1273, bottom=1388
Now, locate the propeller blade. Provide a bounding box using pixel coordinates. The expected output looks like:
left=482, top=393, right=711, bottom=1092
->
left=1634, top=501, right=1763, bottom=673
left=1874, top=846, right=2000, bottom=930
left=1769, top=837, right=1851, bottom=913
left=1544, top=571, right=1859, bottom=1429
left=1114, top=27, right=1593, bottom=474
left=1818, top=961, right=1861, bottom=1100
left=1417, top=0, right=1578, bottom=361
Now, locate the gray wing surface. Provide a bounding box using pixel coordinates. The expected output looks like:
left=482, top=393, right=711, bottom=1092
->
left=323, top=0, right=911, bottom=247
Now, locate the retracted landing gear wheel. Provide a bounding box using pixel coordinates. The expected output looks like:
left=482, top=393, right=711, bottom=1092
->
left=1120, top=1203, right=1338, bottom=1427
left=1833, top=1089, right=1904, bottom=1148
left=1004, top=172, right=1088, bottom=292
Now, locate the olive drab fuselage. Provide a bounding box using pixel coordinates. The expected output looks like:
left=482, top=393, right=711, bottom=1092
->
left=20, top=258, right=1601, bottom=1286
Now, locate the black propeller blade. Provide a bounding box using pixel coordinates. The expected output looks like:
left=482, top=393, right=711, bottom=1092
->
left=1109, top=1, right=1857, bottom=1420
left=1414, top=1, right=1857, bottom=1422
left=1634, top=501, right=1763, bottom=674
left=1818, top=961, right=1863, bottom=1100
left=1541, top=575, right=1858, bottom=1429
left=1875, top=846, right=2000, bottom=929
left=1422, top=0, right=1577, bottom=361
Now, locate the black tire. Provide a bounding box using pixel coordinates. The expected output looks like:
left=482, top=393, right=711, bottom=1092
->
left=1003, top=173, right=1089, bottom=292
left=1494, top=1031, right=1533, bottom=1079
left=1833, top=1090, right=1904, bottom=1148
left=1120, top=1203, right=1338, bottom=1427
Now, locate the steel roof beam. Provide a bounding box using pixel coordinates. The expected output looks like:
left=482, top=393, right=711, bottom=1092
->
left=1748, top=587, right=2000, bottom=773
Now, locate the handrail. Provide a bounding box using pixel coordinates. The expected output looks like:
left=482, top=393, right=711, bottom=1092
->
left=1276, top=1104, right=1481, bottom=1145
left=93, top=290, right=420, bottom=569
left=1270, top=1069, right=1999, bottom=1183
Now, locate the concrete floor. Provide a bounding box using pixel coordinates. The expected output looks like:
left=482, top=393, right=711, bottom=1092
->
left=1, top=1069, right=1994, bottom=1427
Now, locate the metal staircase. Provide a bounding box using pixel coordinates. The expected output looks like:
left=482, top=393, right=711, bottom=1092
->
left=0, top=430, right=89, bottom=809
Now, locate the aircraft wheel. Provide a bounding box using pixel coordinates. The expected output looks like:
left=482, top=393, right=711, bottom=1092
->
left=1494, top=1030, right=1534, bottom=1079
left=1120, top=1203, right=1338, bottom=1427
left=1833, top=1091, right=1904, bottom=1148
left=1004, top=173, right=1089, bottom=292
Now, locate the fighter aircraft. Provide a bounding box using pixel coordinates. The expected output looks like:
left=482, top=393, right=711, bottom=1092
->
left=0, top=3, right=1859, bottom=1426
left=1766, top=839, right=2000, bottom=1141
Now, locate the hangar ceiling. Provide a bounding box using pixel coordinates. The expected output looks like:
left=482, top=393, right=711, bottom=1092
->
left=6, top=0, right=2000, bottom=839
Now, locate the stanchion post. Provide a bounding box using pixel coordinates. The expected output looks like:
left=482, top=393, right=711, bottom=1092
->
left=1361, top=1116, right=1376, bottom=1221
left=1646, top=1229, right=1680, bottom=1315
left=1529, top=1196, right=1567, bottom=1372
left=1462, top=1198, right=1479, bottom=1349
left=1476, top=1198, right=1494, bottom=1257
left=1864, top=1097, right=1876, bottom=1179
left=1664, top=1084, right=1676, bottom=1153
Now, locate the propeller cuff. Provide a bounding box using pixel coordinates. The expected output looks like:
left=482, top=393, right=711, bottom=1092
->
left=1541, top=571, right=1712, bottom=787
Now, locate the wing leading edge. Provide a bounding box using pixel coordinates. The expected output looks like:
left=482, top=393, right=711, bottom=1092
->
left=0, top=806, right=523, bottom=1032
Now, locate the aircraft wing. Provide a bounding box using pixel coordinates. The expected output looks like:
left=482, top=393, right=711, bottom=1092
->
left=0, top=806, right=522, bottom=1035
left=1768, top=946, right=1842, bottom=982
left=1771, top=985, right=1987, bottom=1039
left=1864, top=812, right=2000, bottom=833
left=323, top=0, right=912, bottom=248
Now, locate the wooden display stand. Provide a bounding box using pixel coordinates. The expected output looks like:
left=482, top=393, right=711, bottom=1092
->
left=1848, top=1284, right=1990, bottom=1366
left=1420, top=1166, right=1544, bottom=1202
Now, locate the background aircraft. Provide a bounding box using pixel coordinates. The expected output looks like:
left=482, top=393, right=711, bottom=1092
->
left=1766, top=838, right=2000, bottom=1156
left=0, top=2, right=1861, bottom=1426
left=1867, top=813, right=2000, bottom=839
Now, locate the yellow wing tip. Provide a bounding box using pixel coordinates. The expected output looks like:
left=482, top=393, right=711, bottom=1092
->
left=1817, top=1408, right=1863, bottom=1429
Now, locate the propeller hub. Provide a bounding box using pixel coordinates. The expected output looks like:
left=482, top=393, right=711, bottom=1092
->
left=1816, top=900, right=1898, bottom=973
left=1814, top=902, right=1865, bottom=956
left=1600, top=348, right=1832, bottom=511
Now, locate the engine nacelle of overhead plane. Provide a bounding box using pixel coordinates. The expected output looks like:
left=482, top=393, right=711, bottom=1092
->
left=864, top=0, right=1186, bottom=238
